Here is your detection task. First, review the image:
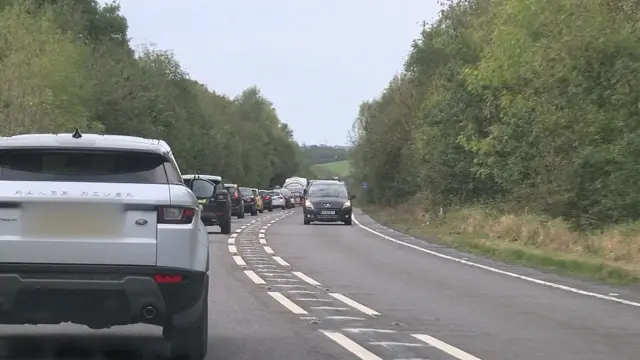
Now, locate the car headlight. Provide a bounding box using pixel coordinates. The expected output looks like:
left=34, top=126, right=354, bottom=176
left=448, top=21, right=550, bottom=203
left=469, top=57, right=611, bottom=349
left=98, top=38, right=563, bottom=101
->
left=342, top=200, right=351, bottom=209
left=304, top=200, right=314, bottom=209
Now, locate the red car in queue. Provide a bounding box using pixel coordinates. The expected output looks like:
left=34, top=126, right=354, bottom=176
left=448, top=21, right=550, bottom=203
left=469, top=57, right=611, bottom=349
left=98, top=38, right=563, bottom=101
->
left=239, top=186, right=258, bottom=216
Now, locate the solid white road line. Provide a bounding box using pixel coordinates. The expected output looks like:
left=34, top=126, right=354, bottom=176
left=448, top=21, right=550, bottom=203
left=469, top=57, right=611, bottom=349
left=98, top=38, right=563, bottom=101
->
left=292, top=271, right=322, bottom=286
left=320, top=330, right=383, bottom=360
left=264, top=246, right=275, bottom=254
left=232, top=256, right=246, bottom=266
left=267, top=292, right=308, bottom=314
left=228, top=245, right=237, bottom=254
left=412, top=334, right=482, bottom=360
left=244, top=270, right=266, bottom=284
left=352, top=214, right=640, bottom=308
left=272, top=256, right=291, bottom=267
left=329, top=293, right=381, bottom=317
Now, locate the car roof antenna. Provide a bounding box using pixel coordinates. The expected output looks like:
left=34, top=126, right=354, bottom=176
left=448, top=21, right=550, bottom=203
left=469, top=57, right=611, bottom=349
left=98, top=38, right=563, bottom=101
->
left=71, top=128, right=82, bottom=139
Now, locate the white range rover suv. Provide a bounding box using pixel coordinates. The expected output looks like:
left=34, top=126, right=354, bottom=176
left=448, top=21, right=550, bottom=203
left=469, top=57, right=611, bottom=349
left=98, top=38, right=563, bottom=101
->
left=0, top=131, right=211, bottom=360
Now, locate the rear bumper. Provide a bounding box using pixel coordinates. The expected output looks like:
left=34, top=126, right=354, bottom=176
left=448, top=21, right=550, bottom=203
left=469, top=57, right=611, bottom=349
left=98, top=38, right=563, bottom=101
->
left=200, top=211, right=230, bottom=225
left=0, top=263, right=208, bottom=328
left=243, top=203, right=255, bottom=211
left=303, top=207, right=352, bottom=222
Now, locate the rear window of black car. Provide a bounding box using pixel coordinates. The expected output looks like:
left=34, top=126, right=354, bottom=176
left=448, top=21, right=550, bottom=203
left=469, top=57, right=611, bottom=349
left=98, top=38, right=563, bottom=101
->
left=0, top=149, right=170, bottom=184
left=239, top=187, right=253, bottom=196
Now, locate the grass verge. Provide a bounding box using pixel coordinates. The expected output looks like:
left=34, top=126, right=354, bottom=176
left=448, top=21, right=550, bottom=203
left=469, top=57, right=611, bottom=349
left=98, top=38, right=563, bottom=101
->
left=362, top=204, right=640, bottom=285
left=311, top=160, right=350, bottom=177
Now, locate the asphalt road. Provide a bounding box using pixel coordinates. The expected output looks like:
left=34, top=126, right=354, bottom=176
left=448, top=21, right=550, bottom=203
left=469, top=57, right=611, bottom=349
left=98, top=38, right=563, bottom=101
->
left=1, top=207, right=639, bottom=359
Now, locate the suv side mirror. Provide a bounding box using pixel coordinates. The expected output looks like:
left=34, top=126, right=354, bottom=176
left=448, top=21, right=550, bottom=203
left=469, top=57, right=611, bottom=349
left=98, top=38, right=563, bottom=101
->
left=190, top=179, right=215, bottom=198
left=350, top=194, right=356, bottom=200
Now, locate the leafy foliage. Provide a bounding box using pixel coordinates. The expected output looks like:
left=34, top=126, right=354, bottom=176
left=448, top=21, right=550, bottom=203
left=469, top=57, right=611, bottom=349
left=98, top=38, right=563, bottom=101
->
left=350, top=0, right=640, bottom=229
left=0, top=0, right=303, bottom=188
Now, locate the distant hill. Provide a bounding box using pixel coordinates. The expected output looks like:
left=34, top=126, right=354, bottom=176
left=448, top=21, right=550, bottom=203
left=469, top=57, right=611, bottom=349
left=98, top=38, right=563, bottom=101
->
left=300, top=144, right=350, bottom=165
left=311, top=160, right=351, bottom=178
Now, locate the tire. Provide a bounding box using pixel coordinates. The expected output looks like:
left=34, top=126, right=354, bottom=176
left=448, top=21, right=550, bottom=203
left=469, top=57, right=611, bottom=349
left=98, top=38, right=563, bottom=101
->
left=267, top=207, right=273, bottom=212
left=344, top=218, right=352, bottom=225
left=237, top=209, right=244, bottom=219
left=251, top=205, right=258, bottom=216
left=258, top=207, right=264, bottom=214
left=220, top=219, right=231, bottom=234
left=304, top=219, right=311, bottom=225
left=168, top=286, right=208, bottom=360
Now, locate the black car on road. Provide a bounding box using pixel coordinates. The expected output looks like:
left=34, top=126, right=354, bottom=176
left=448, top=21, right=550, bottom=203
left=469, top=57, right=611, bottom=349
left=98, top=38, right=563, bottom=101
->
left=259, top=189, right=273, bottom=212
left=303, top=180, right=355, bottom=225
left=239, top=187, right=258, bottom=216
left=225, top=183, right=245, bottom=219
left=183, top=174, right=232, bottom=234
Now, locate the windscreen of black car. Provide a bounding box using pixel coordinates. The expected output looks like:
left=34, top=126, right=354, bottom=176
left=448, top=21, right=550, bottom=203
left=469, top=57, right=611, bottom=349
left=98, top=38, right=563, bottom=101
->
left=308, top=184, right=348, bottom=198
left=259, top=190, right=268, bottom=196
left=239, top=187, right=253, bottom=196
left=0, top=149, right=171, bottom=183
left=267, top=190, right=278, bottom=196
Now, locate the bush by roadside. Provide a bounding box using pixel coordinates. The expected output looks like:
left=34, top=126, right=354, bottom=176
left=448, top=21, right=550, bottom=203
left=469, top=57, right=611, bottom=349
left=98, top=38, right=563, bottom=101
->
left=363, top=202, right=640, bottom=285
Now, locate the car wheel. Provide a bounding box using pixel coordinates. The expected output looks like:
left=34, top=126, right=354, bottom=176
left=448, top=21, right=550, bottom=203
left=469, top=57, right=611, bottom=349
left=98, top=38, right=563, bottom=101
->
left=251, top=205, right=258, bottom=216
left=168, top=287, right=208, bottom=360
left=220, top=219, right=231, bottom=234
left=304, top=219, right=311, bottom=225
left=344, top=218, right=352, bottom=225
left=238, top=210, right=244, bottom=219
left=259, top=207, right=264, bottom=213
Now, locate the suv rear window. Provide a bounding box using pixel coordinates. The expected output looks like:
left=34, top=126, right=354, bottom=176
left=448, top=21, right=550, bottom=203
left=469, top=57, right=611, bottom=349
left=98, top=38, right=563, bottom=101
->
left=239, top=187, right=253, bottom=196
left=0, top=149, right=171, bottom=184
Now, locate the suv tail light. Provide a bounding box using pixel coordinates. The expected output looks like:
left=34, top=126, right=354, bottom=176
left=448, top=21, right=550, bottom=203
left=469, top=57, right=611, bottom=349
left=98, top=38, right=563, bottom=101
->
left=157, top=206, right=195, bottom=224
left=154, top=274, right=183, bottom=284
left=233, top=191, right=239, bottom=199
left=264, top=196, right=270, bottom=200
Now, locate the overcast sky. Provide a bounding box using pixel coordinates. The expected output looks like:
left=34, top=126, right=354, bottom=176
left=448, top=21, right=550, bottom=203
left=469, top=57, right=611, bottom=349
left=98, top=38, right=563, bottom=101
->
left=111, top=1, right=440, bottom=145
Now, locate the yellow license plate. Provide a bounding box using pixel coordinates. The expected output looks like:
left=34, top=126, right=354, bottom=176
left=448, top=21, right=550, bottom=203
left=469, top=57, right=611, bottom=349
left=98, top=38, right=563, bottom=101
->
left=28, top=210, right=117, bottom=238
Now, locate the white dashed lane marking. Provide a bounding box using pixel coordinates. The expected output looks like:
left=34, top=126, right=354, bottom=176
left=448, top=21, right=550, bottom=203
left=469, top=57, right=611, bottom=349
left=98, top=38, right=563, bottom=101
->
left=272, top=256, right=290, bottom=267
left=411, top=334, right=482, bottom=360
left=227, top=245, right=237, bottom=254
left=268, top=292, right=309, bottom=314
left=263, top=246, right=275, bottom=254
left=292, top=271, right=322, bottom=286
left=320, top=330, right=383, bottom=360
left=232, top=256, right=246, bottom=266
left=244, top=270, right=266, bottom=284
left=329, top=293, right=381, bottom=317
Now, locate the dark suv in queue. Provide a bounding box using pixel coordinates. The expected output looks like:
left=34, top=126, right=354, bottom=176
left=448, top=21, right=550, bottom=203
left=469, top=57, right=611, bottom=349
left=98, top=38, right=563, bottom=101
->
left=259, top=189, right=274, bottom=212
left=183, top=174, right=232, bottom=234
left=239, top=187, right=258, bottom=216
left=225, top=183, right=245, bottom=219
left=303, top=180, right=355, bottom=225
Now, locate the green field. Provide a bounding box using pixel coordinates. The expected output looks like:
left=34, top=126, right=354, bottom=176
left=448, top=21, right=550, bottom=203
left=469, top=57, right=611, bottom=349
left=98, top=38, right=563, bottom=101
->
left=311, top=160, right=351, bottom=177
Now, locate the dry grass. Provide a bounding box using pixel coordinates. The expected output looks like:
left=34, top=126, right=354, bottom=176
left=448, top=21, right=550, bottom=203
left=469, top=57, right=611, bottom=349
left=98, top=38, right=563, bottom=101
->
left=365, top=203, right=640, bottom=284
